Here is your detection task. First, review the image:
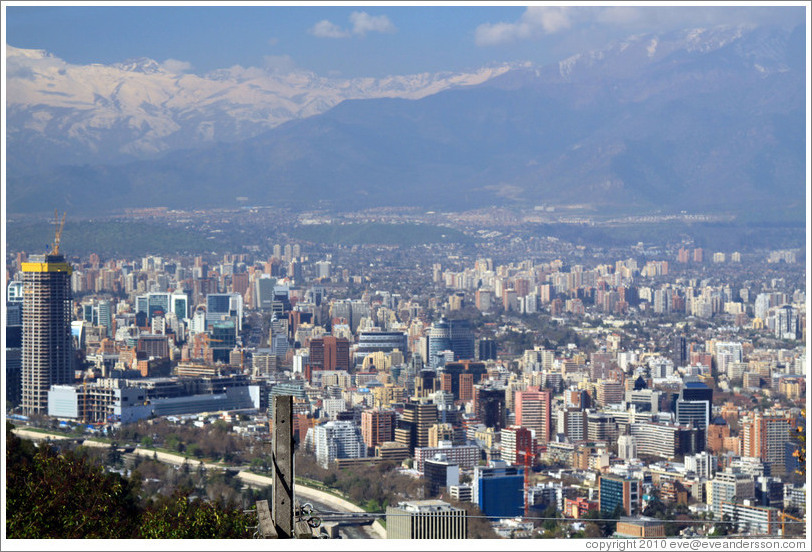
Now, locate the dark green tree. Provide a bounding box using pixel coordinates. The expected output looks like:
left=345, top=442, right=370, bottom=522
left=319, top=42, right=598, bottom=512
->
left=6, top=423, right=141, bottom=538
left=139, top=491, right=254, bottom=538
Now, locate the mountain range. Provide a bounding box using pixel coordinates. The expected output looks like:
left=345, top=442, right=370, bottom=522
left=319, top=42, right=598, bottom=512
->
left=5, top=24, right=806, bottom=220
left=6, top=45, right=514, bottom=173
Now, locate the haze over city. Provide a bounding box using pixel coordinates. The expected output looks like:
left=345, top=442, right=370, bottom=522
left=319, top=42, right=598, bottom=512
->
left=2, top=1, right=810, bottom=548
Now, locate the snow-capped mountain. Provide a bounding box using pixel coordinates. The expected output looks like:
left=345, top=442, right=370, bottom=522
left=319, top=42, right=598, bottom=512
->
left=6, top=45, right=515, bottom=173
left=6, top=24, right=805, bottom=221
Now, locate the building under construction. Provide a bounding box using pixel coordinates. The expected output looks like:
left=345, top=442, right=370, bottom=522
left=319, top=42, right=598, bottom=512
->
left=21, top=252, right=73, bottom=415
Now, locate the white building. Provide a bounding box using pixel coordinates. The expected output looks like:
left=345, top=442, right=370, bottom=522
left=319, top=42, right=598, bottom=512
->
left=685, top=451, right=716, bottom=480
left=720, top=500, right=780, bottom=536
left=618, top=435, right=638, bottom=461
left=707, top=469, right=755, bottom=518
left=314, top=420, right=367, bottom=469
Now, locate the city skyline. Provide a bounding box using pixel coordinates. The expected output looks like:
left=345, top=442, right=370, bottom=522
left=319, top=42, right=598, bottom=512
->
left=2, top=0, right=809, bottom=547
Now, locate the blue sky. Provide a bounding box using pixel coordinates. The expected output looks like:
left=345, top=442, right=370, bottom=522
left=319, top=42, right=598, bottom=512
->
left=4, top=3, right=807, bottom=78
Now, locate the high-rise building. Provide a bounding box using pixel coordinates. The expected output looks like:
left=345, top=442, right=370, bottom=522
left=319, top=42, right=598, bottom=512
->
left=676, top=381, right=713, bottom=435
left=672, top=335, right=688, bottom=366
left=313, top=420, right=367, bottom=469
left=135, top=292, right=171, bottom=323
left=427, top=319, right=475, bottom=367
left=427, top=320, right=452, bottom=368
left=21, top=253, right=74, bottom=415
left=472, top=461, right=524, bottom=519
left=386, top=500, right=466, bottom=539
left=741, top=412, right=796, bottom=476
left=556, top=407, right=587, bottom=442
left=720, top=501, right=780, bottom=536
left=473, top=385, right=507, bottom=430
left=685, top=451, right=717, bottom=480
left=309, top=336, right=351, bottom=372
left=617, top=435, right=638, bottom=460
left=599, top=475, right=641, bottom=516
left=6, top=281, right=24, bottom=406
left=210, top=320, right=237, bottom=364
left=449, top=319, right=475, bottom=361
left=708, top=469, right=756, bottom=518
left=514, top=386, right=552, bottom=446
left=205, top=292, right=243, bottom=331
left=355, top=330, right=408, bottom=365
left=477, top=338, right=497, bottom=361
left=396, top=401, right=438, bottom=453
left=424, top=455, right=460, bottom=497
left=775, top=305, right=800, bottom=340
left=501, top=425, right=535, bottom=466
left=629, top=421, right=703, bottom=459
left=440, top=361, right=487, bottom=401
left=587, top=412, right=619, bottom=443
left=315, top=260, right=332, bottom=279
left=428, top=423, right=455, bottom=448
left=361, top=409, right=396, bottom=452
left=596, top=379, right=625, bottom=406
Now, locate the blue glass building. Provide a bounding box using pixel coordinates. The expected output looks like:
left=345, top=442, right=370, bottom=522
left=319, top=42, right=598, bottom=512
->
left=473, top=462, right=524, bottom=519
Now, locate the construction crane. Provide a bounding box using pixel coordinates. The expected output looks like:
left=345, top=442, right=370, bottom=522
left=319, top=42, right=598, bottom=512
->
left=780, top=511, right=804, bottom=538
left=50, top=209, right=66, bottom=255
left=517, top=441, right=535, bottom=520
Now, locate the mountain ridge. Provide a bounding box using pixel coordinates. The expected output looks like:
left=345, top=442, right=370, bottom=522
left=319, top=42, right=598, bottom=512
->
left=6, top=44, right=516, bottom=172
left=5, top=24, right=806, bottom=221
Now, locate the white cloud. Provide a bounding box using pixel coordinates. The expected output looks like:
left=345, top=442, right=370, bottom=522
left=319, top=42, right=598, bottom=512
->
left=475, top=6, right=804, bottom=47
left=161, top=59, right=192, bottom=73
left=263, top=54, right=297, bottom=74
left=524, top=6, right=573, bottom=34
left=475, top=7, right=572, bottom=46
left=310, top=12, right=395, bottom=39
left=309, top=19, right=350, bottom=39
left=6, top=45, right=68, bottom=79
left=349, top=11, right=396, bottom=36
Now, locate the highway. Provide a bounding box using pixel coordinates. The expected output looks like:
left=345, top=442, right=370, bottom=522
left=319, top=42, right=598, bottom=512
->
left=12, top=428, right=386, bottom=539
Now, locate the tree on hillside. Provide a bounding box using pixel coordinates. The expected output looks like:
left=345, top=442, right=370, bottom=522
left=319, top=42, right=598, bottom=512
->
left=792, top=409, right=806, bottom=477
left=6, top=422, right=141, bottom=538
left=6, top=422, right=254, bottom=539
left=140, top=491, right=254, bottom=538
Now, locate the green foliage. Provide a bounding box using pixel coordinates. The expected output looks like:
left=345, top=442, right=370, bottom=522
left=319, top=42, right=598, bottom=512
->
left=6, top=423, right=252, bottom=539
left=793, top=409, right=806, bottom=476
left=139, top=492, right=253, bottom=538
left=642, top=494, right=666, bottom=518
left=165, top=433, right=184, bottom=452
left=186, top=443, right=202, bottom=458
left=581, top=504, right=624, bottom=538
left=212, top=419, right=231, bottom=433
left=364, top=498, right=382, bottom=513
left=709, top=515, right=731, bottom=537
left=442, top=497, right=499, bottom=539
left=6, top=423, right=141, bottom=538
left=540, top=504, right=561, bottom=532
